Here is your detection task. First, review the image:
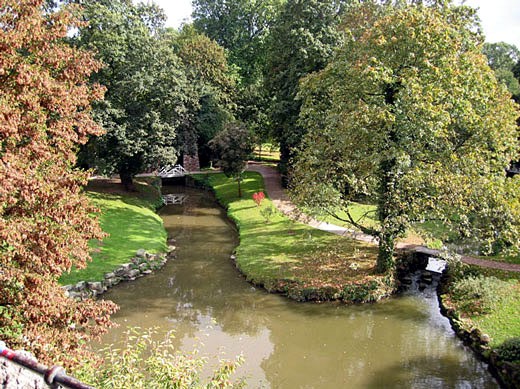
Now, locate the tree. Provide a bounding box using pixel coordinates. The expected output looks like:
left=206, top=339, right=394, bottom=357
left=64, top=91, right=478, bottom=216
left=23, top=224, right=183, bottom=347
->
left=264, top=0, right=345, bottom=170
left=483, top=42, right=520, bottom=98
left=74, top=0, right=195, bottom=190
left=192, top=0, right=282, bottom=156
left=192, top=0, right=282, bottom=86
left=209, top=122, right=254, bottom=197
left=292, top=1, right=520, bottom=273
left=0, top=0, right=117, bottom=367
left=168, top=25, right=236, bottom=167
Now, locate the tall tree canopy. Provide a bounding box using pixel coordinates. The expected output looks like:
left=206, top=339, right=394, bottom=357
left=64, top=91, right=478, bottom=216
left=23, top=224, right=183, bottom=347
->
left=192, top=0, right=282, bottom=152
left=483, top=42, right=520, bottom=98
left=192, top=0, right=282, bottom=85
left=0, top=0, right=116, bottom=366
left=292, top=1, right=520, bottom=272
left=74, top=0, right=196, bottom=189
left=168, top=25, right=236, bottom=167
left=265, top=0, right=345, bottom=169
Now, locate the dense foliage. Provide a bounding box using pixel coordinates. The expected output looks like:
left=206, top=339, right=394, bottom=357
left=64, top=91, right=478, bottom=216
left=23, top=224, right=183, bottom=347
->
left=73, top=0, right=197, bottom=189
left=75, top=327, right=245, bottom=388
left=192, top=0, right=282, bottom=86
left=169, top=26, right=236, bottom=166
left=209, top=122, right=254, bottom=197
left=264, top=0, right=345, bottom=167
left=495, top=337, right=520, bottom=363
left=292, top=1, right=520, bottom=272
left=483, top=42, right=520, bottom=99
left=0, top=0, right=117, bottom=367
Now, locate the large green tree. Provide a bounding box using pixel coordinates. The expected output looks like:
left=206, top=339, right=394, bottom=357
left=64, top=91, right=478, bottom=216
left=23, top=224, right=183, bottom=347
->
left=74, top=0, right=195, bottom=189
left=192, top=0, right=282, bottom=85
left=264, top=0, right=345, bottom=169
left=192, top=0, right=282, bottom=152
left=168, top=25, right=236, bottom=167
left=209, top=122, right=254, bottom=197
left=292, top=1, right=520, bottom=273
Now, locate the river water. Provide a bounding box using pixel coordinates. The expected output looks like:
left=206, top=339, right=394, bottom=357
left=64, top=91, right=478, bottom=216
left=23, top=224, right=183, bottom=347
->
left=99, top=186, right=498, bottom=388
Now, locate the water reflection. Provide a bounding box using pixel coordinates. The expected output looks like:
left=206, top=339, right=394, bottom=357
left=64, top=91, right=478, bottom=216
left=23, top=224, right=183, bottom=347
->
left=99, top=185, right=498, bottom=388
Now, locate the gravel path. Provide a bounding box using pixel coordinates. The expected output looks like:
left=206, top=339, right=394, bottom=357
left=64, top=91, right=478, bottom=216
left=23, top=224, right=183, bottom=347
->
left=247, top=161, right=520, bottom=273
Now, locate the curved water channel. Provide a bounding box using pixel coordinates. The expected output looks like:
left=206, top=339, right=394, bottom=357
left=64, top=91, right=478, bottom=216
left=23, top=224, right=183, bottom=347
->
left=100, top=185, right=498, bottom=388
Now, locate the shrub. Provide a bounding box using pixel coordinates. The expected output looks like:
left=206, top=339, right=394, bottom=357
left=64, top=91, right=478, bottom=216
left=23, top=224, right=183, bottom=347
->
left=450, top=275, right=512, bottom=315
left=495, top=337, right=520, bottom=363
left=75, top=328, right=245, bottom=388
left=260, top=205, right=276, bottom=223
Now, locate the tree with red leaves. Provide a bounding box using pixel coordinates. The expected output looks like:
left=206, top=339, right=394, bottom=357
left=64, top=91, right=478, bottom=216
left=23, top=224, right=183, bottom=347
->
left=0, top=0, right=117, bottom=367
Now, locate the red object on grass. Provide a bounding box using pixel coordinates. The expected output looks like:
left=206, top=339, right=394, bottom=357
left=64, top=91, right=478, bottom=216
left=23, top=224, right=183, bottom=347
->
left=252, top=191, right=265, bottom=206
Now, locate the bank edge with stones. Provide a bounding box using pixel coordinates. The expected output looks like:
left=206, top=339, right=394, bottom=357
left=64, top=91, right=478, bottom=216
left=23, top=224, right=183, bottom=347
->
left=437, top=266, right=520, bottom=389
left=62, top=245, right=176, bottom=300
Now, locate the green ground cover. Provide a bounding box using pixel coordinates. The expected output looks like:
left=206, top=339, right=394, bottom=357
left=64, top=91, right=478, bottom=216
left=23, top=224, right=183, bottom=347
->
left=192, top=172, right=395, bottom=302
left=471, top=288, right=520, bottom=346
left=441, top=263, right=520, bottom=347
left=59, top=178, right=167, bottom=285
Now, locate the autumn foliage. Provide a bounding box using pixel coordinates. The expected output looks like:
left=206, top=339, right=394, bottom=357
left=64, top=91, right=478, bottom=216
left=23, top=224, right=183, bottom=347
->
left=0, top=0, right=116, bottom=367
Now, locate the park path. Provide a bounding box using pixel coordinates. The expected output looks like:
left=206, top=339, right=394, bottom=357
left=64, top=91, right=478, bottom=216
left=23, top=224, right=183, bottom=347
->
left=247, top=161, right=520, bottom=273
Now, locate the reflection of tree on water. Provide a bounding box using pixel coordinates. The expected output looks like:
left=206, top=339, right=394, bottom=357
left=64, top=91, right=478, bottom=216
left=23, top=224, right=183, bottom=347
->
left=261, top=298, right=497, bottom=388
left=160, top=187, right=273, bottom=337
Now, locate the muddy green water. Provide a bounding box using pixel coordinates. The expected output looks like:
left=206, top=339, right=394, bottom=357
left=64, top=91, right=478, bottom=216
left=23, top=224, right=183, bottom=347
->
left=100, top=186, right=498, bottom=388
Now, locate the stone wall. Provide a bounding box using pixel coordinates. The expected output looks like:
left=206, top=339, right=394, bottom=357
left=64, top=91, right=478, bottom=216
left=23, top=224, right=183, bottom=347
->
left=63, top=246, right=176, bottom=299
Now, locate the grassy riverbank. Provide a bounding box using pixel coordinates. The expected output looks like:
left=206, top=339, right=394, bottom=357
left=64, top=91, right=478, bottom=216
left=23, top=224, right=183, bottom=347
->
left=192, top=172, right=395, bottom=302
left=439, top=261, right=520, bottom=387
left=59, top=178, right=167, bottom=285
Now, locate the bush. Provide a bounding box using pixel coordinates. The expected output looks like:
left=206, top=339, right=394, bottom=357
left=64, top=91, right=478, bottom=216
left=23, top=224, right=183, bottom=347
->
left=450, top=275, right=512, bottom=315
left=74, top=328, right=245, bottom=388
left=495, top=337, right=520, bottom=363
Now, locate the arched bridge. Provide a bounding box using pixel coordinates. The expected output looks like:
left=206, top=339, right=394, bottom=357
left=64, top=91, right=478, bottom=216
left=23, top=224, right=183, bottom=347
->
left=158, top=165, right=187, bottom=178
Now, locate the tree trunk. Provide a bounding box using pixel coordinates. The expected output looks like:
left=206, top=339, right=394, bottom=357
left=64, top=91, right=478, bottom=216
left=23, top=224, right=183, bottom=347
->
left=376, top=153, right=398, bottom=273
left=377, top=230, right=395, bottom=273
left=375, top=83, right=402, bottom=273
left=120, top=171, right=136, bottom=192
left=237, top=176, right=242, bottom=198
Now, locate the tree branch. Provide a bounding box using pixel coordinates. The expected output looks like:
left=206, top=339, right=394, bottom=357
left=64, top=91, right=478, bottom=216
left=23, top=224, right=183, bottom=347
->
left=325, top=208, right=378, bottom=236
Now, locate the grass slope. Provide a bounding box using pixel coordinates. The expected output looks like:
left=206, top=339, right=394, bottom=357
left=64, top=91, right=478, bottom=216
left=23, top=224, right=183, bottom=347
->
left=471, top=287, right=520, bottom=346
left=59, top=179, right=167, bottom=285
left=193, top=172, right=394, bottom=302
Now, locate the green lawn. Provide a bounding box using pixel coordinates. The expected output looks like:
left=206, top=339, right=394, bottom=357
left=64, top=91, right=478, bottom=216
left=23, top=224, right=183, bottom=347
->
left=59, top=179, right=167, bottom=285
left=441, top=264, right=519, bottom=349
left=252, top=143, right=280, bottom=163
left=471, top=287, right=520, bottom=346
left=192, top=172, right=394, bottom=302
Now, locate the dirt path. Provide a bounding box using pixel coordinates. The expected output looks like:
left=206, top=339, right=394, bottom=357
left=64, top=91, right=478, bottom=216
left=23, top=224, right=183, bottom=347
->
left=247, top=161, right=520, bottom=273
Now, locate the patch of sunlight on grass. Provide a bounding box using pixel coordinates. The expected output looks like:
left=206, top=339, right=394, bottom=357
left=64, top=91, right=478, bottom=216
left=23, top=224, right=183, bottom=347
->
left=59, top=186, right=167, bottom=285
left=193, top=172, right=378, bottom=287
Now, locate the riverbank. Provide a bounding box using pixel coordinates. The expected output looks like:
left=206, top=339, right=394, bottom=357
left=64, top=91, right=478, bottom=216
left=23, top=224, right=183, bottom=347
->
left=192, top=172, right=397, bottom=303
left=59, top=177, right=168, bottom=285
left=438, top=260, right=520, bottom=388
left=244, top=163, right=520, bottom=388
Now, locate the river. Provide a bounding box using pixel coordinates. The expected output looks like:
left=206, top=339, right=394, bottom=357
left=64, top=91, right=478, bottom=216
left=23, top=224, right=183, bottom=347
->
left=99, top=185, right=498, bottom=388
